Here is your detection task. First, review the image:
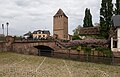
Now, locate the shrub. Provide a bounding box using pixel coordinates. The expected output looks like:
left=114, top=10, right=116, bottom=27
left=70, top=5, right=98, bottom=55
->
left=76, top=46, right=81, bottom=52
left=95, top=47, right=112, bottom=57
left=69, top=39, right=108, bottom=47
left=72, top=35, right=81, bottom=40
left=83, top=47, right=91, bottom=55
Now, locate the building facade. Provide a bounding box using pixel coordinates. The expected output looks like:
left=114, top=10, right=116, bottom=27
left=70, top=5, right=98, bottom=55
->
left=111, top=15, right=120, bottom=57
left=53, top=9, right=68, bottom=40
left=33, top=30, right=50, bottom=40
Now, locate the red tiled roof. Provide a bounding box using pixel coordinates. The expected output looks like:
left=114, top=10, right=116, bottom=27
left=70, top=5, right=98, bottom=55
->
left=79, top=27, right=100, bottom=35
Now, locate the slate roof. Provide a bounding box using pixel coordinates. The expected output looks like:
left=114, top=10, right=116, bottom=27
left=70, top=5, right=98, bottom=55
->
left=24, top=32, right=31, bottom=36
left=112, top=15, right=120, bottom=27
left=33, top=30, right=50, bottom=34
left=33, top=30, right=41, bottom=34
left=42, top=30, right=50, bottom=34
left=54, top=9, right=68, bottom=18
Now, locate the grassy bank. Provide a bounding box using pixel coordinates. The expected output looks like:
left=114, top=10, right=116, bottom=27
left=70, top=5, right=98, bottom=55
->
left=0, top=52, right=120, bottom=77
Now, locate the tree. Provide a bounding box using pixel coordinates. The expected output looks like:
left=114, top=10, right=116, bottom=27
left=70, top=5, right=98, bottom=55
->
left=83, top=8, right=93, bottom=27
left=100, top=0, right=113, bottom=39
left=27, top=31, right=33, bottom=39
left=73, top=25, right=82, bottom=35
left=72, top=25, right=82, bottom=40
left=72, top=35, right=81, bottom=40
left=115, top=0, right=120, bottom=15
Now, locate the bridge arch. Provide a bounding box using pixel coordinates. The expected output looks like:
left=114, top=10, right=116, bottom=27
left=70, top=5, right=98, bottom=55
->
left=34, top=45, right=54, bottom=56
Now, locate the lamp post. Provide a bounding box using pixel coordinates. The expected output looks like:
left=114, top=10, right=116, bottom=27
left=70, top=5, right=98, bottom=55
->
left=1, top=24, right=4, bottom=52
left=6, top=22, right=9, bottom=36
left=2, top=24, right=4, bottom=37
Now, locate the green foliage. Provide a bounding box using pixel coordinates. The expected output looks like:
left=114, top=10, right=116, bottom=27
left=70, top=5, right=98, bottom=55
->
left=103, top=48, right=112, bottom=57
left=28, top=31, right=33, bottom=39
left=14, top=35, right=23, bottom=40
left=72, top=35, right=81, bottom=40
left=83, top=8, right=93, bottom=27
left=115, top=0, right=120, bottom=15
left=100, top=0, right=113, bottom=39
left=73, top=25, right=82, bottom=35
left=95, top=47, right=112, bottom=57
left=83, top=47, right=91, bottom=55
left=71, top=46, right=78, bottom=49
left=95, top=47, right=104, bottom=52
left=76, top=46, right=81, bottom=52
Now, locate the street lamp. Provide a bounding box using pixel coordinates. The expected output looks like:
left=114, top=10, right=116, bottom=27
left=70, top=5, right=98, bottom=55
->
left=2, top=24, right=4, bottom=36
left=6, top=22, right=9, bottom=36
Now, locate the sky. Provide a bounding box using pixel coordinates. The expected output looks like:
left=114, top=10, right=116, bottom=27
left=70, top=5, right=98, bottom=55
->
left=0, top=0, right=101, bottom=36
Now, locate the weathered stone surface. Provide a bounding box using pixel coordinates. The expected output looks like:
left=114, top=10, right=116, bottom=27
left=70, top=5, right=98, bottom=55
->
left=113, top=52, right=120, bottom=57
left=53, top=9, right=68, bottom=40
left=12, top=41, right=58, bottom=55
left=1, top=36, right=120, bottom=58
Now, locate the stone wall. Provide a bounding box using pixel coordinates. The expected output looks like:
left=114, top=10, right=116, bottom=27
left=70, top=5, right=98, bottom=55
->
left=53, top=9, right=68, bottom=40
left=12, top=41, right=58, bottom=55
left=12, top=43, right=38, bottom=55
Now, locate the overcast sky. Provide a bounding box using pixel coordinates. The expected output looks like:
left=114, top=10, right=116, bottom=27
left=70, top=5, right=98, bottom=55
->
left=0, top=0, right=101, bottom=36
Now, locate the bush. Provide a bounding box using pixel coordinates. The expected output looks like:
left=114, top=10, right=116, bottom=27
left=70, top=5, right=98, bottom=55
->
left=72, top=35, right=81, bottom=40
left=76, top=46, right=81, bottom=52
left=69, top=39, right=108, bottom=47
left=95, top=47, right=104, bottom=53
left=71, top=46, right=78, bottom=49
left=95, top=47, right=112, bottom=57
left=83, top=47, right=91, bottom=55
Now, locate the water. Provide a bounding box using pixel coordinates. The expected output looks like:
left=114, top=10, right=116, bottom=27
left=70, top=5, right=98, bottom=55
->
left=48, top=52, right=120, bottom=65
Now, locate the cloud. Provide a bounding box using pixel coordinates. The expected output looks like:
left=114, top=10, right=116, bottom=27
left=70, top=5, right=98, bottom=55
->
left=0, top=0, right=100, bottom=36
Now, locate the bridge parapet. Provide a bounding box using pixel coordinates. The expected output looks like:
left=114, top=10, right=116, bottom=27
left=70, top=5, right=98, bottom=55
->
left=12, top=41, right=67, bottom=55
left=0, top=36, right=69, bottom=55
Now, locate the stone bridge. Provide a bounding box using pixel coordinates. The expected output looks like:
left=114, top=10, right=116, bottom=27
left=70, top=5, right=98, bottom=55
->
left=1, top=36, right=120, bottom=58
left=12, top=41, right=64, bottom=55
left=0, top=36, right=69, bottom=56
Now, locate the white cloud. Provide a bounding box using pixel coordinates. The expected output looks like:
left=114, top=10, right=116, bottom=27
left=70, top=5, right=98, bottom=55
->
left=0, top=0, right=100, bottom=36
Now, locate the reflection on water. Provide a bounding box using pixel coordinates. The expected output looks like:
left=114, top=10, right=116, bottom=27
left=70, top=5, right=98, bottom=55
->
left=42, top=52, right=120, bottom=65
left=38, top=49, right=52, bottom=57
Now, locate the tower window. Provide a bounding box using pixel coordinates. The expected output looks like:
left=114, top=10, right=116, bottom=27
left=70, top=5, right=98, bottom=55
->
left=113, top=41, right=117, bottom=48
left=39, top=35, right=41, bottom=38
left=43, top=35, right=45, bottom=37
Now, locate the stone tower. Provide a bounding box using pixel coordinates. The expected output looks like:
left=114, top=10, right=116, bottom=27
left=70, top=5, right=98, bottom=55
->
left=53, top=9, right=68, bottom=40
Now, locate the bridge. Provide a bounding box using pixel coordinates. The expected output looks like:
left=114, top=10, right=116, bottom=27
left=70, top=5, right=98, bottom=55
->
left=1, top=36, right=120, bottom=58
left=0, top=36, right=69, bottom=56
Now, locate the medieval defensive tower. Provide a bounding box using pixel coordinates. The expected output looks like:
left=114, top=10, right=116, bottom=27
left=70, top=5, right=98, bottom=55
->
left=53, top=9, right=68, bottom=40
